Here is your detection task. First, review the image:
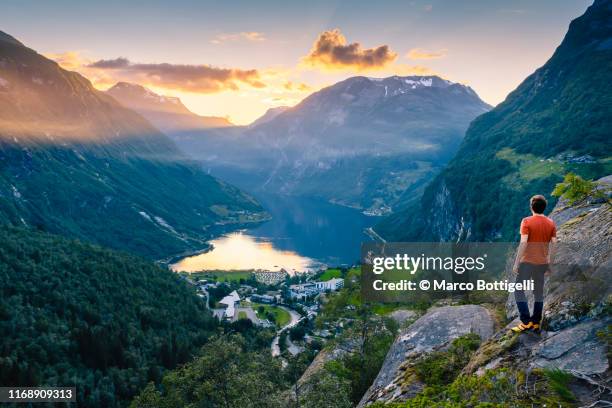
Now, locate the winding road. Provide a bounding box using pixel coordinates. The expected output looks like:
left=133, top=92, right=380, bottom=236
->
left=271, top=306, right=303, bottom=357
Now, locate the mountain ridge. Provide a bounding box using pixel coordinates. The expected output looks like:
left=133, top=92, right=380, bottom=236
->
left=249, top=105, right=290, bottom=127
left=171, top=74, right=490, bottom=214
left=0, top=31, right=265, bottom=258
left=106, top=82, right=233, bottom=134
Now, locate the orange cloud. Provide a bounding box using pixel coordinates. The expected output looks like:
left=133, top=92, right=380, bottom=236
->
left=283, top=81, right=312, bottom=92
left=211, top=31, right=266, bottom=44
left=86, top=58, right=265, bottom=93
left=303, top=29, right=397, bottom=71
left=45, top=51, right=84, bottom=71
left=45, top=51, right=119, bottom=88
left=406, top=48, right=448, bottom=60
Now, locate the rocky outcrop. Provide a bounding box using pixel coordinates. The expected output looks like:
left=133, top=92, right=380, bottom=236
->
left=388, top=309, right=418, bottom=326
left=505, top=176, right=611, bottom=330
left=358, top=305, right=496, bottom=406
left=361, top=176, right=610, bottom=406
left=463, top=176, right=611, bottom=405
left=298, top=338, right=359, bottom=387
left=531, top=318, right=609, bottom=375
left=464, top=317, right=610, bottom=377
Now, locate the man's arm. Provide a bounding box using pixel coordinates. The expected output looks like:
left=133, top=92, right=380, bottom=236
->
left=513, top=234, right=529, bottom=274
left=546, top=222, right=558, bottom=267
left=545, top=236, right=557, bottom=273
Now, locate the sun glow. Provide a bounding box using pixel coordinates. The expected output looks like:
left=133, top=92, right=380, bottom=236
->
left=170, top=232, right=316, bottom=274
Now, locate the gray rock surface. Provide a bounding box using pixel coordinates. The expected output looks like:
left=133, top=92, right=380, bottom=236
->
left=388, top=309, right=418, bottom=326
left=531, top=318, right=610, bottom=375
left=465, top=317, right=610, bottom=381
left=298, top=337, right=360, bottom=387
left=358, top=305, right=495, bottom=406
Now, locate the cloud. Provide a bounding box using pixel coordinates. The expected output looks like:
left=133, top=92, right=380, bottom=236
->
left=211, top=31, right=266, bottom=44
left=46, top=51, right=119, bottom=88
left=45, top=51, right=84, bottom=71
left=88, top=57, right=130, bottom=68
left=86, top=58, right=265, bottom=93
left=302, top=29, right=397, bottom=71
left=283, top=81, right=312, bottom=92
left=406, top=48, right=448, bottom=60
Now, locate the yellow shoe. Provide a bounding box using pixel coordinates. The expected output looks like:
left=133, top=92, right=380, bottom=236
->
left=531, top=323, right=541, bottom=332
left=511, top=322, right=534, bottom=333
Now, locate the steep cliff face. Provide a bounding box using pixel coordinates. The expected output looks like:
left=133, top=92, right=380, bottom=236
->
left=377, top=0, right=612, bottom=241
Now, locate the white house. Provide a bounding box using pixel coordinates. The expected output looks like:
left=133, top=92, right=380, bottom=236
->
left=218, top=290, right=240, bottom=319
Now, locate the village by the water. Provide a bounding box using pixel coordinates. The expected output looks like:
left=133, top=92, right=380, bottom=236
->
left=179, top=267, right=350, bottom=359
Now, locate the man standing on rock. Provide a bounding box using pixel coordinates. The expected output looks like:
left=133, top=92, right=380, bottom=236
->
left=512, top=195, right=557, bottom=333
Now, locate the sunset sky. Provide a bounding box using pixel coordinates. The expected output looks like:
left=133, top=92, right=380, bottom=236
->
left=2, top=0, right=592, bottom=124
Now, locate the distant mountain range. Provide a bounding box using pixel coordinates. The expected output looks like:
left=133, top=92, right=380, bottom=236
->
left=376, top=0, right=612, bottom=241
left=171, top=75, right=490, bottom=214
left=249, top=106, right=290, bottom=127
left=107, top=82, right=232, bottom=134
left=0, top=31, right=265, bottom=258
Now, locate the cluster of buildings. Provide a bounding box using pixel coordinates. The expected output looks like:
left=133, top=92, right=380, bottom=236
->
left=253, top=269, right=287, bottom=285
left=289, top=278, right=344, bottom=300
left=250, top=293, right=276, bottom=304
left=214, top=290, right=282, bottom=321
left=182, top=272, right=345, bottom=325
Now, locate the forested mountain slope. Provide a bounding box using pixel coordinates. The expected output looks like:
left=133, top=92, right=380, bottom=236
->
left=377, top=0, right=612, bottom=241
left=0, top=227, right=217, bottom=407
left=0, top=31, right=264, bottom=258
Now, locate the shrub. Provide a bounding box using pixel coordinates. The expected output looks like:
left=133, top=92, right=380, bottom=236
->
left=552, top=173, right=598, bottom=203
left=543, top=369, right=576, bottom=402
left=413, top=333, right=481, bottom=386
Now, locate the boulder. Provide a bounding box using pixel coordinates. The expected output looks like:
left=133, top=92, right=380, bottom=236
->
left=358, top=304, right=495, bottom=406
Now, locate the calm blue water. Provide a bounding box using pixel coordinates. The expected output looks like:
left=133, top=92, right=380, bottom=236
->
left=172, top=194, right=379, bottom=272
left=251, top=194, right=379, bottom=266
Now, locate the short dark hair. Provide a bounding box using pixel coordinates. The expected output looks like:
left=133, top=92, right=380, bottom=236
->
left=530, top=195, right=547, bottom=214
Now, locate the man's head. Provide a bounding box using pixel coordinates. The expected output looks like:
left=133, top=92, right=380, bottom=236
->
left=530, top=195, right=547, bottom=214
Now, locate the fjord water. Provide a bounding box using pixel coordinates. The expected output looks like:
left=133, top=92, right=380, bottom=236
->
left=171, top=194, right=380, bottom=273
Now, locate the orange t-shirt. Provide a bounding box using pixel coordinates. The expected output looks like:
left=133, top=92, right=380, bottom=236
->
left=521, top=215, right=557, bottom=265
left=520, top=215, right=557, bottom=264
